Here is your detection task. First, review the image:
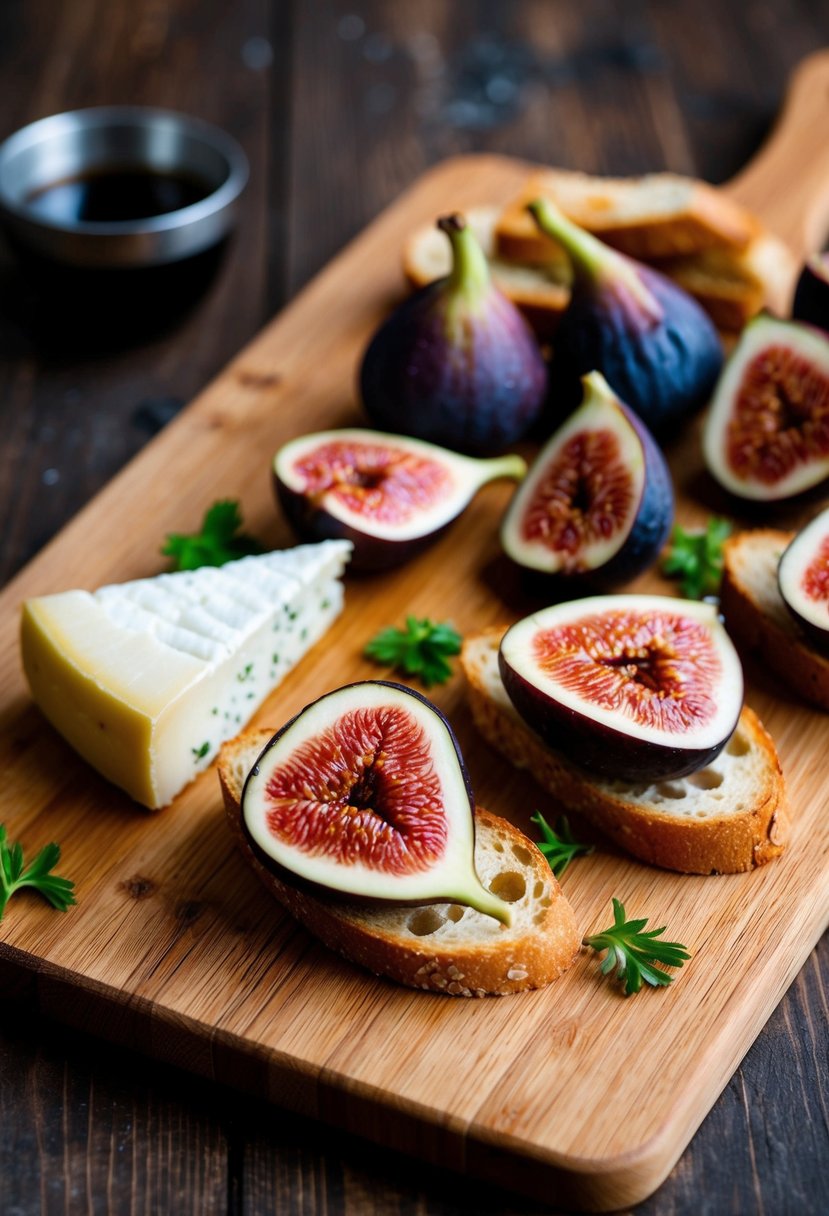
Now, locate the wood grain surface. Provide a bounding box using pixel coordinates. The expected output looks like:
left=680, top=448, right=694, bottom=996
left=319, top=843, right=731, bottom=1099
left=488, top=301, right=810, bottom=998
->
left=1, top=3, right=829, bottom=1215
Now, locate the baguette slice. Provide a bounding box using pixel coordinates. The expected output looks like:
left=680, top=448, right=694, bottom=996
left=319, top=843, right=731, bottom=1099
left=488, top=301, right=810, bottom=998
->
left=652, top=232, right=798, bottom=331
left=403, top=205, right=572, bottom=338
left=495, top=169, right=759, bottom=263
left=462, top=629, right=789, bottom=875
left=218, top=728, right=580, bottom=996
left=721, top=529, right=829, bottom=710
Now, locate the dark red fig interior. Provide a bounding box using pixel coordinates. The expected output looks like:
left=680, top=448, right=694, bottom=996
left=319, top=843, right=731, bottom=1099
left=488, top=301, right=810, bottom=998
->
left=263, top=705, right=448, bottom=873
left=520, top=428, right=635, bottom=562
left=292, top=438, right=453, bottom=524
left=533, top=609, right=721, bottom=736
left=727, top=346, right=829, bottom=486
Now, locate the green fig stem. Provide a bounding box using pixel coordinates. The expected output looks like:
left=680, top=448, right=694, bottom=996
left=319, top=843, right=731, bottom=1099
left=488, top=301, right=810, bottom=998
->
left=457, top=882, right=514, bottom=927
left=528, top=198, right=663, bottom=323
left=438, top=213, right=491, bottom=307
left=471, top=452, right=528, bottom=486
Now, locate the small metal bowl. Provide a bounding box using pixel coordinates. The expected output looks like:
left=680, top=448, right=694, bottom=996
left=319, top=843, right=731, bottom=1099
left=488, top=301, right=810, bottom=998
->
left=0, top=106, right=248, bottom=269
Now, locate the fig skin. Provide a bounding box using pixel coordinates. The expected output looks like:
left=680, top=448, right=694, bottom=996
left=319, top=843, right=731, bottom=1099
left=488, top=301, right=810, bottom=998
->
left=529, top=199, right=723, bottom=437
left=501, top=372, right=674, bottom=591
left=359, top=213, right=548, bottom=456
left=792, top=253, right=829, bottom=332
left=240, top=680, right=514, bottom=923
left=273, top=429, right=526, bottom=572
left=498, top=597, right=744, bottom=784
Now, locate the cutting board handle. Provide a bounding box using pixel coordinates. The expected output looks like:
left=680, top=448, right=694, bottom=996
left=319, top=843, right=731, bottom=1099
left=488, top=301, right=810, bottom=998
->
left=726, top=49, right=829, bottom=258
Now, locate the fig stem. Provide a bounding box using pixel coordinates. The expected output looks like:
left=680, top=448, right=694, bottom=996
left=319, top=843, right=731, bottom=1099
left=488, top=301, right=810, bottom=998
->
left=472, top=452, right=528, bottom=485
left=528, top=198, right=663, bottom=324
left=454, top=883, right=513, bottom=927
left=437, top=212, right=491, bottom=306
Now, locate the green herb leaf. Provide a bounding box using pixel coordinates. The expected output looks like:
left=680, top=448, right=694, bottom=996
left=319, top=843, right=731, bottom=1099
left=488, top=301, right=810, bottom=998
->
left=364, top=617, right=462, bottom=688
left=531, top=812, right=594, bottom=878
left=162, top=500, right=265, bottom=571
left=662, top=517, right=732, bottom=599
left=0, top=825, right=76, bottom=922
left=583, top=898, right=691, bottom=996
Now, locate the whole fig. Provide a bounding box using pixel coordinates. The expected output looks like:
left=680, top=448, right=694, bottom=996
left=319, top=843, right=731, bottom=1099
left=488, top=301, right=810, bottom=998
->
left=530, top=199, right=723, bottom=437
left=360, top=214, right=548, bottom=456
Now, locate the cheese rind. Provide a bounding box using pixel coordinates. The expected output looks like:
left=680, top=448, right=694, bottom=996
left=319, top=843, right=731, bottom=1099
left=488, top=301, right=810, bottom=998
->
left=20, top=541, right=351, bottom=808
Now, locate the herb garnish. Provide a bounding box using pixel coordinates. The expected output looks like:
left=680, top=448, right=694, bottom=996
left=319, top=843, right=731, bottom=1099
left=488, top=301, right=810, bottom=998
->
left=162, top=500, right=264, bottom=571
left=662, top=517, right=731, bottom=599
left=0, top=826, right=76, bottom=922
left=583, top=898, right=691, bottom=996
left=364, top=617, right=462, bottom=688
left=531, top=812, right=593, bottom=878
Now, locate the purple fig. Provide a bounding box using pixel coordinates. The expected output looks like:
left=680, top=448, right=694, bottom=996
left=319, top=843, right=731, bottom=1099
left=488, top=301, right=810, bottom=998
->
left=792, top=253, right=829, bottom=332
left=529, top=199, right=723, bottom=436
left=359, top=213, right=548, bottom=456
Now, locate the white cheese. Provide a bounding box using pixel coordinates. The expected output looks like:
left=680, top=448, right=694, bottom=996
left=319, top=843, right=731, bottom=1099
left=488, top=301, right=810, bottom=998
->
left=20, top=541, right=351, bottom=809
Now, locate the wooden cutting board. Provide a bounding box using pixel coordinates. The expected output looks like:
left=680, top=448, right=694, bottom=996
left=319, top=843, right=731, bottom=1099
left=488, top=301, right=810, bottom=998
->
left=3, top=50, right=829, bottom=1214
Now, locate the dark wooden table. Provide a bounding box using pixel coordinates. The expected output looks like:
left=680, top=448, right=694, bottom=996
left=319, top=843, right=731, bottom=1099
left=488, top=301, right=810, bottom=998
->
left=1, top=2, right=828, bottom=1212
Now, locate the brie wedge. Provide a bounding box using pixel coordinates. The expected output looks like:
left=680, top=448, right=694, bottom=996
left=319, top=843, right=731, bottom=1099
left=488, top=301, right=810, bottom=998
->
left=20, top=540, right=351, bottom=808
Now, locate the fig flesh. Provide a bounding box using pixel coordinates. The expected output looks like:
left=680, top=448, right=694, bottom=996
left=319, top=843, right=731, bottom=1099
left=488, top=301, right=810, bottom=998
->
left=778, top=507, right=829, bottom=652
left=792, top=253, right=829, bottom=332
left=529, top=199, right=723, bottom=436
left=273, top=428, right=526, bottom=571
left=500, top=371, right=673, bottom=587
left=702, top=315, right=829, bottom=500
left=242, top=680, right=513, bottom=924
left=499, top=595, right=744, bottom=782
left=359, top=213, right=548, bottom=456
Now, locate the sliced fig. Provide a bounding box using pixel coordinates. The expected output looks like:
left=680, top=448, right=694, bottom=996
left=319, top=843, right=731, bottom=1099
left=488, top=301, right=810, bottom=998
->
left=703, top=315, right=829, bottom=500
left=500, top=371, right=673, bottom=587
left=792, top=253, right=829, bottom=332
left=242, top=680, right=513, bottom=924
left=778, top=507, right=829, bottom=652
left=360, top=213, right=548, bottom=455
left=499, top=596, right=744, bottom=782
left=529, top=198, right=724, bottom=436
left=273, top=428, right=525, bottom=571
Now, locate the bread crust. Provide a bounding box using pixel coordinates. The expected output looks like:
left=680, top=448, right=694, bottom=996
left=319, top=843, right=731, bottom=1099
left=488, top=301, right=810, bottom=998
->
left=721, top=529, right=829, bottom=710
left=218, top=730, right=580, bottom=996
left=462, top=629, right=789, bottom=875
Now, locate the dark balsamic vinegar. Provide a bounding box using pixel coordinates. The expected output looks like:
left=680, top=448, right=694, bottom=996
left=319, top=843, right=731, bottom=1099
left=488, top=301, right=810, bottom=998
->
left=26, top=168, right=211, bottom=225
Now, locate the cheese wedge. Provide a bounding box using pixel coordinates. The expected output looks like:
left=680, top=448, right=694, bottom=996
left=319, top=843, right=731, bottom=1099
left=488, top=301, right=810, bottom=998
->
left=20, top=541, right=351, bottom=809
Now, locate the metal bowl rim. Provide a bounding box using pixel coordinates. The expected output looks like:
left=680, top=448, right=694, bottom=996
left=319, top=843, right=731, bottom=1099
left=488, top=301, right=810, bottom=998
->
left=0, top=106, right=249, bottom=236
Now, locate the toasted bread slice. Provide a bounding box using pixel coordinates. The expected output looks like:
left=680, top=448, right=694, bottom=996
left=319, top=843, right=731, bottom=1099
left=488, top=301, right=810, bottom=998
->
left=403, top=205, right=571, bottom=338
left=721, top=529, right=829, bottom=710
left=461, top=629, right=789, bottom=875
left=218, top=729, right=580, bottom=996
left=653, top=232, right=798, bottom=331
left=495, top=169, right=759, bottom=263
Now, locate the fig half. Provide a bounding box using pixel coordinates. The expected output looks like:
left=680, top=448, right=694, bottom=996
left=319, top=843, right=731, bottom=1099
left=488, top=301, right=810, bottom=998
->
left=499, top=596, right=744, bottom=782
left=242, top=681, right=513, bottom=924
left=703, top=315, right=829, bottom=500
left=500, top=371, right=673, bottom=588
left=529, top=199, right=723, bottom=436
left=778, top=507, right=829, bottom=652
left=273, top=428, right=526, bottom=571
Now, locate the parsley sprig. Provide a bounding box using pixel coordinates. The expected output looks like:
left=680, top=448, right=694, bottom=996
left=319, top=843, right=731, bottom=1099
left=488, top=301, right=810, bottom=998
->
left=364, top=617, right=462, bottom=688
left=0, top=826, right=76, bottom=922
left=531, top=812, right=593, bottom=878
left=662, top=517, right=731, bottom=599
left=584, top=898, right=691, bottom=996
left=162, top=500, right=264, bottom=571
